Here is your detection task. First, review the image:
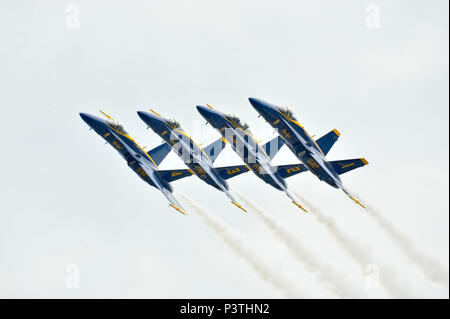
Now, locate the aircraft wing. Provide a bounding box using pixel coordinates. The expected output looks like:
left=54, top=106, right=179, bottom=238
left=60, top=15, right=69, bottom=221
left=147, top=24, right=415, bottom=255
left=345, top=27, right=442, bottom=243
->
left=216, top=165, right=250, bottom=180
left=276, top=164, right=308, bottom=178
left=155, top=169, right=194, bottom=183
left=329, top=158, right=368, bottom=175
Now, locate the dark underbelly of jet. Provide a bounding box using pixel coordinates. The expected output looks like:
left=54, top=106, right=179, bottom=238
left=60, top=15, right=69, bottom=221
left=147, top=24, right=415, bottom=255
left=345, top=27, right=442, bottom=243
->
left=186, top=163, right=227, bottom=191
left=246, top=162, right=286, bottom=191
left=127, top=160, right=155, bottom=186
left=289, top=143, right=339, bottom=188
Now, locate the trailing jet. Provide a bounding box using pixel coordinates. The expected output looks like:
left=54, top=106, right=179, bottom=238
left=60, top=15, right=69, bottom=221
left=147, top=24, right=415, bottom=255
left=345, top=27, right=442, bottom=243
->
left=248, top=97, right=368, bottom=208
left=80, top=111, right=192, bottom=215
left=137, top=109, right=248, bottom=212
left=196, top=105, right=308, bottom=212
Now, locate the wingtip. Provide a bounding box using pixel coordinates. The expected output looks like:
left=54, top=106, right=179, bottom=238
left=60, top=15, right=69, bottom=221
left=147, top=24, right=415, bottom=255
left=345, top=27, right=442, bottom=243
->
left=231, top=201, right=247, bottom=213
left=333, top=128, right=341, bottom=137
left=349, top=196, right=366, bottom=209
left=361, top=158, right=369, bottom=165
left=292, top=201, right=308, bottom=213
left=169, top=204, right=188, bottom=215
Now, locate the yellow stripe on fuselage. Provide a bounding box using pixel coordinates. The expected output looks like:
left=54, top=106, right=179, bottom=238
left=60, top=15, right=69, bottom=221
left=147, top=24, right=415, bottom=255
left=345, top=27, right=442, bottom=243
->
left=275, top=109, right=325, bottom=157
left=107, top=124, right=159, bottom=168
left=222, top=117, right=271, bottom=160
left=167, top=124, right=213, bottom=163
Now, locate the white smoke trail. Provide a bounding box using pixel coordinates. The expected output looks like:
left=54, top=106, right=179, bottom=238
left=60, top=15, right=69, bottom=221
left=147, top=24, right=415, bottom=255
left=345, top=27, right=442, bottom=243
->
left=236, top=193, right=363, bottom=299
left=293, top=192, right=414, bottom=298
left=364, top=203, right=449, bottom=287
left=179, top=194, right=305, bottom=298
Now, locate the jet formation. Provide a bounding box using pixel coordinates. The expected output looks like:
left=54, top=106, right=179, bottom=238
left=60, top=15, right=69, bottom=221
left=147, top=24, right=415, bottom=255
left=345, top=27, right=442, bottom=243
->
left=80, top=98, right=368, bottom=215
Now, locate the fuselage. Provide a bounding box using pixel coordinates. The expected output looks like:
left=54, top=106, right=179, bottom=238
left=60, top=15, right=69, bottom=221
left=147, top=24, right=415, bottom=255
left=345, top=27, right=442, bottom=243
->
left=137, top=111, right=228, bottom=191
left=248, top=98, right=342, bottom=189
left=79, top=113, right=173, bottom=192
left=196, top=106, right=287, bottom=191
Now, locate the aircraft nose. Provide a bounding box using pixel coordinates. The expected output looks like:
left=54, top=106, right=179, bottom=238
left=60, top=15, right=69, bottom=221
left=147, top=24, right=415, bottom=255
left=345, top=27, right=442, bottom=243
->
left=197, top=105, right=213, bottom=120
left=137, top=111, right=163, bottom=127
left=79, top=112, right=90, bottom=122
left=79, top=112, right=103, bottom=127
left=196, top=105, right=217, bottom=120
left=248, top=97, right=276, bottom=115
left=196, top=105, right=214, bottom=117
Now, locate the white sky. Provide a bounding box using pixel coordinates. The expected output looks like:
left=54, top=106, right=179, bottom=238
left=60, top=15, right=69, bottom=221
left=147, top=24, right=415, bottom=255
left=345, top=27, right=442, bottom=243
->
left=0, top=0, right=448, bottom=298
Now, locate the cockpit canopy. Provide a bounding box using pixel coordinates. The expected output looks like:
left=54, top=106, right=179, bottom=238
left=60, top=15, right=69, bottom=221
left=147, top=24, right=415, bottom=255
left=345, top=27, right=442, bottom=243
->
left=279, top=106, right=297, bottom=120
left=225, top=114, right=250, bottom=131
left=167, top=118, right=181, bottom=128
left=109, top=122, right=128, bottom=134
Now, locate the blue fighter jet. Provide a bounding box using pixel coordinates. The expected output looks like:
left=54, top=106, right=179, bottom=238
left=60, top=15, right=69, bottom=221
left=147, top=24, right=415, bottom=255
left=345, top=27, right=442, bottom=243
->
left=248, top=97, right=368, bottom=208
left=80, top=111, right=192, bottom=215
left=196, top=105, right=308, bottom=212
left=137, top=109, right=249, bottom=212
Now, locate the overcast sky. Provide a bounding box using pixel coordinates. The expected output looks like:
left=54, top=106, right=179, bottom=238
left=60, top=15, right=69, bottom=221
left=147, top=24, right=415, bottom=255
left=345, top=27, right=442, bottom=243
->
left=0, top=0, right=448, bottom=298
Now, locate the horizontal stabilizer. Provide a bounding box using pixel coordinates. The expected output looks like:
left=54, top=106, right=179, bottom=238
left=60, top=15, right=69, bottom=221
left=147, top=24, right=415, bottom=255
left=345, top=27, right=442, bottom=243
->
left=216, top=165, right=250, bottom=180
left=316, top=129, right=340, bottom=156
left=276, top=164, right=308, bottom=178
left=203, top=138, right=226, bottom=163
left=147, top=143, right=172, bottom=166
left=329, top=158, right=368, bottom=175
left=262, top=136, right=285, bottom=159
left=155, top=169, right=194, bottom=183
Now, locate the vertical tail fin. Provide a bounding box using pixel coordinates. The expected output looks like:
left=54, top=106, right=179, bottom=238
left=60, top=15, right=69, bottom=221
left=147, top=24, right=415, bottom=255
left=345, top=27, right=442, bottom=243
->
left=202, top=137, right=227, bottom=163
left=147, top=143, right=172, bottom=166
left=262, top=136, right=285, bottom=159
left=316, top=129, right=340, bottom=156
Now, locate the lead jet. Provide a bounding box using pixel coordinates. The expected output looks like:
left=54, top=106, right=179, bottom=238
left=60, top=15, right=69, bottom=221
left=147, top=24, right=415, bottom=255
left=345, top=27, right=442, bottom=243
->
left=248, top=97, right=368, bottom=208
left=80, top=111, right=192, bottom=215
left=137, top=109, right=248, bottom=212
left=196, top=105, right=308, bottom=212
